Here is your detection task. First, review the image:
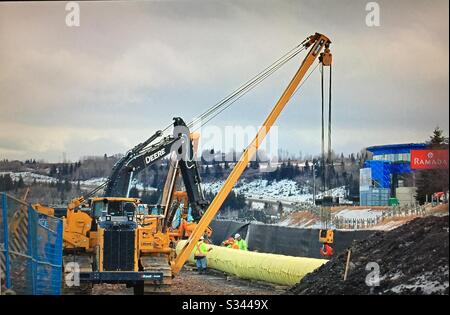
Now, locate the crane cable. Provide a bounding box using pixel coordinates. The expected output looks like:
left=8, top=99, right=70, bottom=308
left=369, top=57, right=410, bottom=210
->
left=84, top=41, right=317, bottom=197
left=152, top=43, right=308, bottom=145
left=154, top=44, right=306, bottom=137
left=164, top=42, right=308, bottom=171
left=319, top=61, right=332, bottom=229
left=187, top=42, right=308, bottom=131
left=149, top=42, right=309, bottom=139
left=328, top=64, right=332, bottom=181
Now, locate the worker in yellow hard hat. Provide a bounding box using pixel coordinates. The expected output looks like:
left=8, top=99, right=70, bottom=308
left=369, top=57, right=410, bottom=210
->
left=234, top=233, right=248, bottom=251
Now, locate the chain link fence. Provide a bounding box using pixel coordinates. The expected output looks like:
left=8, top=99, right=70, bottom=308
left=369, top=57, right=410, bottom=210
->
left=1, top=192, right=63, bottom=295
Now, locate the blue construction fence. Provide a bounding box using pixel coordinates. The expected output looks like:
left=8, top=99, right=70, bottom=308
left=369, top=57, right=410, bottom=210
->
left=0, top=192, right=63, bottom=295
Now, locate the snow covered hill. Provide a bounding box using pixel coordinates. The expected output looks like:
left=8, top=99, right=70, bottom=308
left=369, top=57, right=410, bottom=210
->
left=2, top=171, right=348, bottom=205
left=203, top=179, right=315, bottom=203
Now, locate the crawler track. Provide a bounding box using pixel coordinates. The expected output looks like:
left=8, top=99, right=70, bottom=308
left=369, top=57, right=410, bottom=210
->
left=62, top=255, right=93, bottom=295
left=136, top=256, right=172, bottom=295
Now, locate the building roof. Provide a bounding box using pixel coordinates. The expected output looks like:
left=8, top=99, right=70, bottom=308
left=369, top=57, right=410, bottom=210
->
left=366, top=143, right=427, bottom=155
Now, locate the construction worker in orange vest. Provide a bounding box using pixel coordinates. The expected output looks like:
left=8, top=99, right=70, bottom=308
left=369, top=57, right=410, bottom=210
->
left=320, top=243, right=333, bottom=257
left=194, top=236, right=212, bottom=274
left=221, top=237, right=240, bottom=249
left=221, top=237, right=234, bottom=248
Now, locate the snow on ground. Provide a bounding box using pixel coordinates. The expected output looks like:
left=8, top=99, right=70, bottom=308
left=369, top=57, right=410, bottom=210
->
left=369, top=220, right=411, bottom=231
left=316, top=186, right=347, bottom=199
left=80, top=177, right=108, bottom=187
left=1, top=172, right=156, bottom=192
left=388, top=267, right=449, bottom=295
left=3, top=171, right=349, bottom=206
left=79, top=177, right=156, bottom=192
left=333, top=208, right=383, bottom=220
left=250, top=201, right=266, bottom=210
left=278, top=211, right=322, bottom=228
left=202, top=179, right=314, bottom=203
left=280, top=207, right=387, bottom=230
left=0, top=171, right=57, bottom=184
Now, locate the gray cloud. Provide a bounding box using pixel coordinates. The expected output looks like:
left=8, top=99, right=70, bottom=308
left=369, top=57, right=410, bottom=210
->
left=0, top=0, right=448, bottom=162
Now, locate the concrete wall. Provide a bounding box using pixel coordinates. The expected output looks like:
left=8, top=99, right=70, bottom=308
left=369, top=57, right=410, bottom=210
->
left=396, top=187, right=417, bottom=206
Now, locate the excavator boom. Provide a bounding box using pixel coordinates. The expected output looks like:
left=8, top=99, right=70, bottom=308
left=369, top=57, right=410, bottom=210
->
left=173, top=33, right=332, bottom=274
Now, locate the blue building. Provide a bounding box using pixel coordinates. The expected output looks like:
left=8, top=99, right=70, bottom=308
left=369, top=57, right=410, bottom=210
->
left=360, top=143, right=427, bottom=206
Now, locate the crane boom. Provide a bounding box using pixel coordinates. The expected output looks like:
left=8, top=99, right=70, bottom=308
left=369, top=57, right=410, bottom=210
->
left=172, top=32, right=332, bottom=274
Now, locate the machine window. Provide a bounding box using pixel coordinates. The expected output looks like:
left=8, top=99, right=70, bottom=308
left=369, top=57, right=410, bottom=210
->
left=93, top=201, right=105, bottom=218
left=108, top=201, right=123, bottom=216
left=123, top=202, right=136, bottom=216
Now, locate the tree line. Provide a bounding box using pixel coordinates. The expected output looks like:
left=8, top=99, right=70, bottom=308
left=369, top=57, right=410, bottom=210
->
left=0, top=174, right=25, bottom=192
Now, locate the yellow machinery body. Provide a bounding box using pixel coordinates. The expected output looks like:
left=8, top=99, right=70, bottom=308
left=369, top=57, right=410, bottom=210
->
left=32, top=195, right=205, bottom=294
left=319, top=229, right=334, bottom=244
left=33, top=196, right=179, bottom=294
left=34, top=196, right=180, bottom=254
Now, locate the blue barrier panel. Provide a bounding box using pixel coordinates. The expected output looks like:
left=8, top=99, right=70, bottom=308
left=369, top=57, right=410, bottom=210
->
left=0, top=193, right=63, bottom=295
left=28, top=206, right=63, bottom=295
left=1, top=192, right=11, bottom=289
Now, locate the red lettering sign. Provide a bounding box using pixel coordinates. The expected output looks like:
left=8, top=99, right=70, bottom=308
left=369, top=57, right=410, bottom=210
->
left=411, top=150, right=449, bottom=170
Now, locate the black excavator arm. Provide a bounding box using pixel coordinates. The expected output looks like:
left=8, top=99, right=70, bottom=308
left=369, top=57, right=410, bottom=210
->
left=103, top=117, right=208, bottom=220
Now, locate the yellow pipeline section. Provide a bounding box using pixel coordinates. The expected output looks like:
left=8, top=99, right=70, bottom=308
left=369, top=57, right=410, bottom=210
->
left=176, top=241, right=328, bottom=286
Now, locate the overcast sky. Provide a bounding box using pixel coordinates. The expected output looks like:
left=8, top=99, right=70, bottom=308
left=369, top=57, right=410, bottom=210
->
left=0, top=0, right=448, bottom=162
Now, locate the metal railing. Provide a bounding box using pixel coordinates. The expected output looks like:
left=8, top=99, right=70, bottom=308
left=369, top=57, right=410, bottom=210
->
left=332, top=204, right=428, bottom=230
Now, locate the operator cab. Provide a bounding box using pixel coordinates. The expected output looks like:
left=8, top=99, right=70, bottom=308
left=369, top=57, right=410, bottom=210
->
left=92, top=198, right=139, bottom=229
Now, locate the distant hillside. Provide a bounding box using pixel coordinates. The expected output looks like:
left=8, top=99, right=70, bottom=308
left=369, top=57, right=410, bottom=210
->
left=0, top=150, right=366, bottom=202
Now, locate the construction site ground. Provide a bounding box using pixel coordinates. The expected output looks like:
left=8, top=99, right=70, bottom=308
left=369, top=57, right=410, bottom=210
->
left=289, top=215, right=449, bottom=295
left=91, top=266, right=281, bottom=295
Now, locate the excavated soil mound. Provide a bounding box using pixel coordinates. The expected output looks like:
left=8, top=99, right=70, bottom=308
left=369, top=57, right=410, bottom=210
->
left=290, top=215, right=449, bottom=295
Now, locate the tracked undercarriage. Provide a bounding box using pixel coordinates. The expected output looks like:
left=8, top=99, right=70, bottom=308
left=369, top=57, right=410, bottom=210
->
left=133, top=256, right=172, bottom=295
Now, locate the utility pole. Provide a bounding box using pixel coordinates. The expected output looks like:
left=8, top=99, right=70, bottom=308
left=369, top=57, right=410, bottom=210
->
left=313, top=162, right=316, bottom=206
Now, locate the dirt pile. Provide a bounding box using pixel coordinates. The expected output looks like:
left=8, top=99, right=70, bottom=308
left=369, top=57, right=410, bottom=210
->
left=290, top=215, right=449, bottom=295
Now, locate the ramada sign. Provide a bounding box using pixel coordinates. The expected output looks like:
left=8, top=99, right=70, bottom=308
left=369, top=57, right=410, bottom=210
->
left=410, top=149, right=449, bottom=170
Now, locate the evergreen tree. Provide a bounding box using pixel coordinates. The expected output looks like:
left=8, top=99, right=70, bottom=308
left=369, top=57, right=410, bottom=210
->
left=56, top=179, right=63, bottom=192
left=304, top=160, right=310, bottom=174
left=50, top=165, right=57, bottom=177
left=428, top=126, right=449, bottom=148
left=213, top=161, right=223, bottom=178
left=204, top=165, right=210, bottom=179
left=64, top=179, right=72, bottom=192
left=17, top=175, right=25, bottom=189
left=0, top=174, right=14, bottom=191
left=277, top=201, right=284, bottom=219
left=141, top=190, right=160, bottom=204
left=129, top=187, right=140, bottom=198
left=416, top=127, right=449, bottom=203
